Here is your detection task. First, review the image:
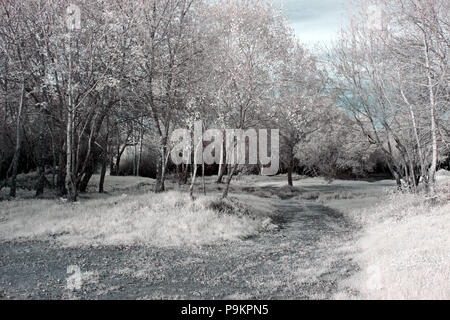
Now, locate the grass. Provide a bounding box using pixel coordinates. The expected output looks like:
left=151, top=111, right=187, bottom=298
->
left=0, top=173, right=155, bottom=201
left=0, top=191, right=275, bottom=248
left=334, top=170, right=450, bottom=300
left=2, top=171, right=448, bottom=299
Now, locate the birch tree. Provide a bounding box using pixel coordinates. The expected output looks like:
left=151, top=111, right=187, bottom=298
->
left=331, top=0, right=449, bottom=191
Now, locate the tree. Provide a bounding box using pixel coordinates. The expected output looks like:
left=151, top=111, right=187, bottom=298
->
left=276, top=43, right=331, bottom=186
left=330, top=0, right=449, bottom=191
left=203, top=0, right=289, bottom=198
left=0, top=0, right=33, bottom=197
left=297, top=108, right=377, bottom=181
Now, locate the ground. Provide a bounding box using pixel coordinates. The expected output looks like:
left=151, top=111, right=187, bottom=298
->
left=0, top=199, right=356, bottom=299
left=1, top=173, right=448, bottom=299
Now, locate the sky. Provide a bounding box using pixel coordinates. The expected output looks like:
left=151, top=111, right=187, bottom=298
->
left=280, top=0, right=351, bottom=49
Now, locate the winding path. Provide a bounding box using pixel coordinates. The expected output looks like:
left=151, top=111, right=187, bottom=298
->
left=0, top=198, right=359, bottom=299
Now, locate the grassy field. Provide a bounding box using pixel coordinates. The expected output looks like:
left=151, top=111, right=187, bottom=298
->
left=1, top=172, right=449, bottom=299
left=0, top=186, right=276, bottom=247
left=334, top=172, right=450, bottom=300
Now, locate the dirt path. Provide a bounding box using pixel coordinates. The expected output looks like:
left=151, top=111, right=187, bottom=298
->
left=0, top=198, right=359, bottom=299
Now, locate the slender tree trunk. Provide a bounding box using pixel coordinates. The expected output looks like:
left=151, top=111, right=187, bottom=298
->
left=115, top=143, right=127, bottom=176
left=202, top=161, right=206, bottom=196
left=408, top=159, right=417, bottom=192
left=2, top=59, right=8, bottom=178
left=181, top=163, right=189, bottom=184
left=217, top=163, right=226, bottom=183
left=133, top=129, right=137, bottom=176
left=287, top=148, right=294, bottom=187
left=78, top=158, right=94, bottom=193
left=221, top=163, right=238, bottom=199
left=66, top=106, right=76, bottom=200
left=201, top=122, right=205, bottom=195
left=35, top=110, right=46, bottom=196
left=403, top=164, right=410, bottom=191
left=48, top=124, right=57, bottom=188
left=400, top=85, right=428, bottom=185
left=385, top=159, right=401, bottom=189
left=427, top=73, right=438, bottom=191
left=155, top=139, right=167, bottom=193
left=417, top=9, right=438, bottom=192
left=99, top=160, right=107, bottom=193
left=137, top=115, right=143, bottom=177
left=160, top=147, right=170, bottom=192
left=57, top=141, right=66, bottom=196
left=115, top=155, right=121, bottom=175
left=98, top=137, right=108, bottom=193
left=99, top=117, right=109, bottom=193
left=287, top=165, right=293, bottom=187
left=189, top=139, right=203, bottom=200
left=66, top=34, right=76, bottom=201
left=221, top=121, right=240, bottom=198
left=9, top=79, right=25, bottom=198
left=217, top=131, right=226, bottom=183
left=110, top=160, right=115, bottom=175
left=189, top=164, right=198, bottom=201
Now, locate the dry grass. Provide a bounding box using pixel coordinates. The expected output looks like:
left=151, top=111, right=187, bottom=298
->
left=0, top=191, right=274, bottom=248
left=335, top=171, right=450, bottom=300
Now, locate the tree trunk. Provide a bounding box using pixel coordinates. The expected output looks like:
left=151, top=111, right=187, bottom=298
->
left=189, top=164, right=198, bottom=201
left=35, top=110, right=46, bottom=196
left=115, top=149, right=122, bottom=175
left=137, top=116, right=143, bottom=177
left=180, top=163, right=189, bottom=185
left=66, top=106, right=76, bottom=201
left=385, top=159, right=402, bottom=189
left=287, top=165, right=293, bottom=187
left=202, top=159, right=206, bottom=196
left=78, top=161, right=94, bottom=193
left=429, top=103, right=438, bottom=190
left=155, top=142, right=166, bottom=193
left=287, top=148, right=294, bottom=187
left=66, top=108, right=77, bottom=201
left=66, top=34, right=76, bottom=201
left=133, top=136, right=137, bottom=176
left=9, top=79, right=25, bottom=198
left=99, top=160, right=107, bottom=193
left=2, top=59, right=8, bottom=182
left=99, top=117, right=109, bottom=193
left=49, top=125, right=57, bottom=188
left=400, top=84, right=428, bottom=186
left=221, top=163, right=238, bottom=199
left=57, top=142, right=67, bottom=196
left=408, top=157, right=417, bottom=193
left=217, top=164, right=226, bottom=184
left=189, top=139, right=203, bottom=200
left=109, top=154, right=115, bottom=176
left=420, top=3, right=439, bottom=192
left=216, top=130, right=226, bottom=183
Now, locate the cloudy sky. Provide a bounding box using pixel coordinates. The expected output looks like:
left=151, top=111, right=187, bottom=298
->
left=280, top=0, right=351, bottom=48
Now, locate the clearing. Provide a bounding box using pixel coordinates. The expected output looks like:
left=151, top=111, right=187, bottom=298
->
left=1, top=174, right=432, bottom=299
